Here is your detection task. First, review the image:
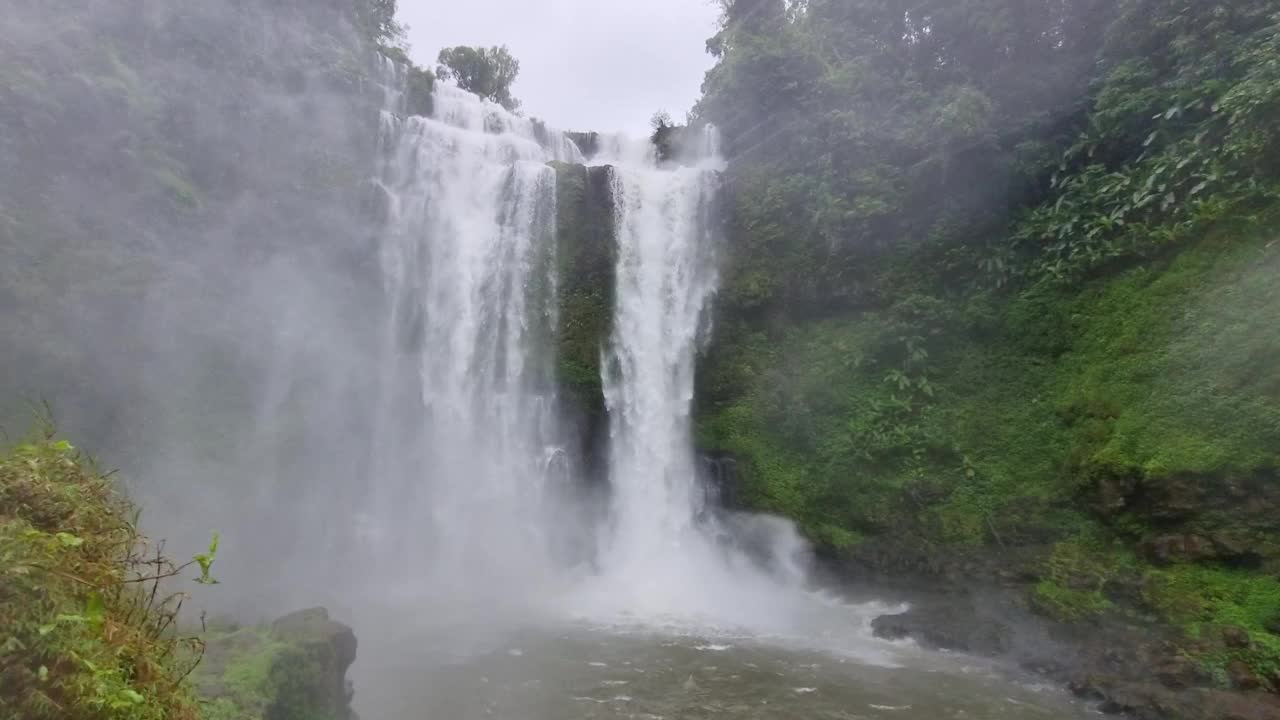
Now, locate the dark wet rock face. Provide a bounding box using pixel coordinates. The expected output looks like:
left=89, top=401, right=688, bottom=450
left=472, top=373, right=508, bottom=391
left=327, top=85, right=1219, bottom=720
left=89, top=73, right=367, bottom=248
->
left=1067, top=677, right=1280, bottom=720
left=1266, top=614, right=1280, bottom=636
left=1154, top=656, right=1209, bottom=690
left=871, top=603, right=1013, bottom=656
left=1228, top=660, right=1264, bottom=691
left=861, top=572, right=1280, bottom=720
left=1223, top=626, right=1253, bottom=650
left=1143, top=534, right=1219, bottom=564
left=1098, top=470, right=1280, bottom=570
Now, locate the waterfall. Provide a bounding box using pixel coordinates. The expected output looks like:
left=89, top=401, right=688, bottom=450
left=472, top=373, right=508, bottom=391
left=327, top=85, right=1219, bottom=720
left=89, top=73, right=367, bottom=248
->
left=365, top=63, right=815, bottom=629
left=362, top=61, right=584, bottom=608
left=598, top=135, right=723, bottom=566
left=563, top=130, right=819, bottom=628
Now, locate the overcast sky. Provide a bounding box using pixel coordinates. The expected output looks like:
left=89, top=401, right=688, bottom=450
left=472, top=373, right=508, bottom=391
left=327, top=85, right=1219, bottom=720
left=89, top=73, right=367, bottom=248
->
left=398, top=0, right=723, bottom=136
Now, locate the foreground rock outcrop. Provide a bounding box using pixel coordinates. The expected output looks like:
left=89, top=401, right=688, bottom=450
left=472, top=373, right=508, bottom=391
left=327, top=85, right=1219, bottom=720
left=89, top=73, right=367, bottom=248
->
left=195, top=608, right=358, bottom=720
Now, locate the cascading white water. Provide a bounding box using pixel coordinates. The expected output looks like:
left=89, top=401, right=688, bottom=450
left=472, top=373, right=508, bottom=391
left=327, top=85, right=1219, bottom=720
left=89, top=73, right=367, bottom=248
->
left=361, top=61, right=585, bottom=609
left=363, top=65, right=891, bottom=646
left=598, top=133, right=723, bottom=567
left=563, top=130, right=837, bottom=631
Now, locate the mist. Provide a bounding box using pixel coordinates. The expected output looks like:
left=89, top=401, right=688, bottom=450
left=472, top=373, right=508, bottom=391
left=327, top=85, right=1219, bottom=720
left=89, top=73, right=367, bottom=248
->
left=4, top=1, right=1276, bottom=719
left=1, top=0, right=388, bottom=612
left=1, top=0, right=806, bottom=622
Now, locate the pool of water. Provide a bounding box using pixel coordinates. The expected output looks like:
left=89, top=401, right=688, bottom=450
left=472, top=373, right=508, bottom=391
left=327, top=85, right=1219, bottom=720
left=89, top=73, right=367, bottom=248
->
left=350, top=611, right=1092, bottom=720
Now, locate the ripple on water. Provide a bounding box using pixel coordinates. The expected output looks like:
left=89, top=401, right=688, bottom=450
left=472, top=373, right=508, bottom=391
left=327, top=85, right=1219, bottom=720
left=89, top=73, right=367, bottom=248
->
left=350, top=610, right=1095, bottom=720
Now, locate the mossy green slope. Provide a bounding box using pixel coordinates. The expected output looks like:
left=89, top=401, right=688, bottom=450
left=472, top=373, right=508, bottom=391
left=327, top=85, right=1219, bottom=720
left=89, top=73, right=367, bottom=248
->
left=700, top=213, right=1279, bottom=540
left=697, top=210, right=1280, bottom=685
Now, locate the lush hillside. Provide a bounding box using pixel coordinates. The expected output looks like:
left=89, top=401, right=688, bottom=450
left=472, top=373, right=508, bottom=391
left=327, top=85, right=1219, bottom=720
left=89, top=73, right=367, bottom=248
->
left=690, top=0, right=1280, bottom=712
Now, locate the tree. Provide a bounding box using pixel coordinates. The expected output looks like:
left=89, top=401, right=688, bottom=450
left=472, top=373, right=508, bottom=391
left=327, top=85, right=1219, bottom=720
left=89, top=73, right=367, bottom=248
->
left=436, top=45, right=521, bottom=112
left=650, top=110, right=679, bottom=163
left=356, top=0, right=405, bottom=46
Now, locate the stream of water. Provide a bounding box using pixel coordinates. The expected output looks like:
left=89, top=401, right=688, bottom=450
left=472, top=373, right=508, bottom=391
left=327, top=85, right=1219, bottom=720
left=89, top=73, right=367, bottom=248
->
left=345, top=66, right=1092, bottom=719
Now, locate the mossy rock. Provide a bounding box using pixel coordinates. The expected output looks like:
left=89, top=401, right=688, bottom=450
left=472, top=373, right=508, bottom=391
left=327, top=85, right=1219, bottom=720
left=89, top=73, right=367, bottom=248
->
left=552, top=162, right=616, bottom=466
left=196, top=608, right=357, bottom=720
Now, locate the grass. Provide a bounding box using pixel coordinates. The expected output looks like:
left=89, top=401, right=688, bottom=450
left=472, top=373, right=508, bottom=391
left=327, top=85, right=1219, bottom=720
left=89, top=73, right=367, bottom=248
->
left=0, top=430, right=204, bottom=720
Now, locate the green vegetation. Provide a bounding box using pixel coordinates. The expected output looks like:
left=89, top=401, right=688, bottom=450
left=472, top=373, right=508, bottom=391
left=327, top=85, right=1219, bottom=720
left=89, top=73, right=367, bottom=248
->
left=405, top=66, right=436, bottom=117
left=356, top=0, right=405, bottom=47
left=436, top=45, right=522, bottom=112
left=1146, top=564, right=1280, bottom=686
left=1028, top=538, right=1132, bottom=623
left=690, top=0, right=1280, bottom=690
left=553, top=163, right=616, bottom=431
left=0, top=430, right=357, bottom=720
left=194, top=609, right=357, bottom=720
left=0, top=433, right=209, bottom=720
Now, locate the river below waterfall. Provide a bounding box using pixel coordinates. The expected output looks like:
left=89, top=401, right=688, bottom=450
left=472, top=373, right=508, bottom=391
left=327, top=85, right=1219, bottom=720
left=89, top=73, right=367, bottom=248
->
left=351, top=618, right=1092, bottom=720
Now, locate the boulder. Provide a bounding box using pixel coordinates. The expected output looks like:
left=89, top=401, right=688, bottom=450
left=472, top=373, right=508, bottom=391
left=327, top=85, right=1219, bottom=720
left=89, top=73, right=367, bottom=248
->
left=1264, top=613, right=1280, bottom=636
left=1143, top=534, right=1218, bottom=564
left=196, top=608, right=358, bottom=720
left=871, top=603, right=1012, bottom=656
left=1154, top=656, right=1206, bottom=690
left=1224, top=626, right=1253, bottom=649
left=1229, top=660, right=1263, bottom=691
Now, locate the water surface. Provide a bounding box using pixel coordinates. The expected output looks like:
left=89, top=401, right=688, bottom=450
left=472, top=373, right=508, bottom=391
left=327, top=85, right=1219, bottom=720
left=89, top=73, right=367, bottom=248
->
left=352, top=615, right=1091, bottom=720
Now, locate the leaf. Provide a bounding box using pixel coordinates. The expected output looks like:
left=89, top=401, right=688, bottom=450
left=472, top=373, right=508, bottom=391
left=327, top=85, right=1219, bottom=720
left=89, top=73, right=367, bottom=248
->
left=38, top=624, right=56, bottom=637
left=55, top=532, right=84, bottom=548
left=38, top=665, right=48, bottom=682
left=120, top=689, right=145, bottom=704
left=193, top=531, right=221, bottom=584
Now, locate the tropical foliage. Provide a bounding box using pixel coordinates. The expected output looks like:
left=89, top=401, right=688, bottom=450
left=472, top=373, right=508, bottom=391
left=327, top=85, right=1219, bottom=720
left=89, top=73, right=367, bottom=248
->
left=437, top=45, right=522, bottom=111
left=695, top=0, right=1280, bottom=688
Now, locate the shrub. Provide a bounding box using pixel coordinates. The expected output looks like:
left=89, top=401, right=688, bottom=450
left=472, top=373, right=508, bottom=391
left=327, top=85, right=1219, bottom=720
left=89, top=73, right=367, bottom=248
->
left=0, top=430, right=213, bottom=720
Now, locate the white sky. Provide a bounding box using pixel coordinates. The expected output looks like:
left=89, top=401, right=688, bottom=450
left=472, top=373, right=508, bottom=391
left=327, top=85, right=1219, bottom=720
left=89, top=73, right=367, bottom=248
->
left=398, top=0, right=723, bottom=136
